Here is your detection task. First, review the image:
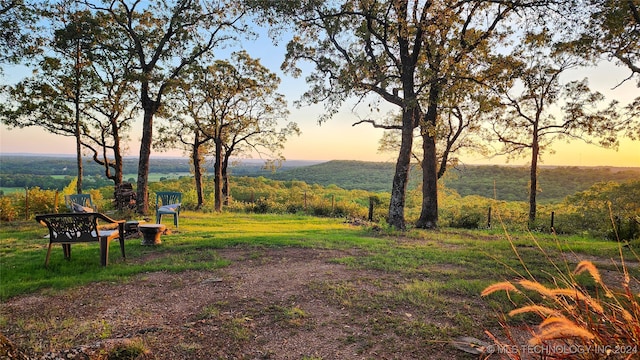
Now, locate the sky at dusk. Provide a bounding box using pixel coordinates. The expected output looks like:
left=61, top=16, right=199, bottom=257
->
left=1, top=22, right=639, bottom=168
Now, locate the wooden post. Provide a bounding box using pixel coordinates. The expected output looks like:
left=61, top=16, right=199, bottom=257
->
left=487, top=206, right=492, bottom=229
left=331, top=195, right=335, bottom=214
left=54, top=190, right=59, bottom=213
left=368, top=197, right=374, bottom=221
left=551, top=211, right=555, bottom=232
left=24, top=187, right=29, bottom=220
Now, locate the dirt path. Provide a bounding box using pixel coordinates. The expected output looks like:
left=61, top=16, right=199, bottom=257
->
left=2, top=247, right=466, bottom=359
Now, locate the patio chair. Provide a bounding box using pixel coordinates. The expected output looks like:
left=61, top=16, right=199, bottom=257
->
left=155, top=191, right=182, bottom=227
left=65, top=194, right=96, bottom=213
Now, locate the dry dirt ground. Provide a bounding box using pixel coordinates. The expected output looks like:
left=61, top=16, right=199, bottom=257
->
left=1, top=246, right=497, bottom=360
left=4, top=245, right=637, bottom=360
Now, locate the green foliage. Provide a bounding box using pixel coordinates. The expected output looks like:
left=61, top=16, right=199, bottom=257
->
left=4, top=156, right=639, bottom=204
left=0, top=196, right=19, bottom=221
left=265, top=160, right=421, bottom=192
left=0, top=173, right=74, bottom=190
left=223, top=176, right=374, bottom=220
left=3, top=160, right=638, bottom=241
left=560, top=181, right=640, bottom=240
left=443, top=166, right=640, bottom=203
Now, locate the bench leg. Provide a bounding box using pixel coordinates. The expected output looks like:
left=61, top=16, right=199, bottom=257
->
left=45, top=243, right=53, bottom=266
left=63, top=244, right=71, bottom=260
left=99, top=238, right=109, bottom=266
left=118, top=223, right=126, bottom=259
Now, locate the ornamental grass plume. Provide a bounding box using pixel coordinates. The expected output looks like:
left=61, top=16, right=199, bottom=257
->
left=530, top=316, right=595, bottom=345
left=481, top=228, right=640, bottom=359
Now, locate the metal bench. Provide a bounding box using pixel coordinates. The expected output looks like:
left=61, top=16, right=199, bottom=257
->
left=35, top=213, right=126, bottom=267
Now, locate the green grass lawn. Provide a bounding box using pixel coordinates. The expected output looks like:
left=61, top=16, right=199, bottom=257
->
left=1, top=212, right=637, bottom=302
left=2, top=212, right=639, bottom=359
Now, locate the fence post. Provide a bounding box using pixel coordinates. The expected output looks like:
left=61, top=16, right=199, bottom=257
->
left=331, top=194, right=335, bottom=214
left=24, top=187, right=29, bottom=220
left=368, top=197, right=374, bottom=221
left=54, top=190, right=59, bottom=213
left=487, top=206, right=492, bottom=229
left=550, top=211, right=555, bottom=233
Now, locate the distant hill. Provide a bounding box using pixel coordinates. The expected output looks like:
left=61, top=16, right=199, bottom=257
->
left=0, top=154, right=319, bottom=177
left=263, top=160, right=420, bottom=192
left=2, top=155, right=639, bottom=203
left=444, top=165, right=640, bottom=203
left=0, top=154, right=319, bottom=190
left=261, top=160, right=640, bottom=203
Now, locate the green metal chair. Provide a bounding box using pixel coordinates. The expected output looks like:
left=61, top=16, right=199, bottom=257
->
left=155, top=191, right=182, bottom=227
left=65, top=194, right=96, bottom=213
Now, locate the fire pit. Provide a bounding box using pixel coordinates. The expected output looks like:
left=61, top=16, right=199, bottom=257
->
left=138, top=224, right=166, bottom=245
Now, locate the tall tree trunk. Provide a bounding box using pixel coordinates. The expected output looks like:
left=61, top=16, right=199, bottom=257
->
left=192, top=139, right=204, bottom=210
left=529, top=135, right=540, bottom=225
left=75, top=102, right=83, bottom=194
left=213, top=139, right=223, bottom=212
left=417, top=133, right=438, bottom=228
left=222, top=151, right=231, bottom=206
left=388, top=107, right=417, bottom=230
left=222, top=175, right=230, bottom=206
left=74, top=40, right=83, bottom=194
left=416, top=83, right=440, bottom=229
left=112, top=119, right=123, bottom=186
left=101, top=118, right=124, bottom=187
left=136, top=96, right=157, bottom=214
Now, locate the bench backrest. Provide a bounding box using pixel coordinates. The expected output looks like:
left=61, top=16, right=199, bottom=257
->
left=35, top=213, right=116, bottom=243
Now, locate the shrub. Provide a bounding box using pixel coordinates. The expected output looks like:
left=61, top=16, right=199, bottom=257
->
left=561, top=181, right=640, bottom=241
left=0, top=196, right=18, bottom=221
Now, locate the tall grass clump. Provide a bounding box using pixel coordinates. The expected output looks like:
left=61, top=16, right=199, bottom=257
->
left=481, top=222, right=640, bottom=359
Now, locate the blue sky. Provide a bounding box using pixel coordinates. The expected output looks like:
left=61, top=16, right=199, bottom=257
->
left=1, top=17, right=639, bottom=167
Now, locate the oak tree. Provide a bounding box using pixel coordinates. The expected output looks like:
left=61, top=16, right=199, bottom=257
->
left=160, top=51, right=296, bottom=212
left=489, top=32, right=622, bottom=224
left=90, top=0, right=247, bottom=214
left=251, top=0, right=550, bottom=229
left=1, top=3, right=100, bottom=193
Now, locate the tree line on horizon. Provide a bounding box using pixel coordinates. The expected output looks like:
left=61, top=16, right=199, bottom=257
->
left=3, top=156, right=640, bottom=206
left=1, top=1, right=638, bottom=230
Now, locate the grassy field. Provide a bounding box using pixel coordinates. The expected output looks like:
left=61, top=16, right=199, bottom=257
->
left=1, top=212, right=635, bottom=300
left=1, top=213, right=638, bottom=358
left=0, top=187, right=23, bottom=195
